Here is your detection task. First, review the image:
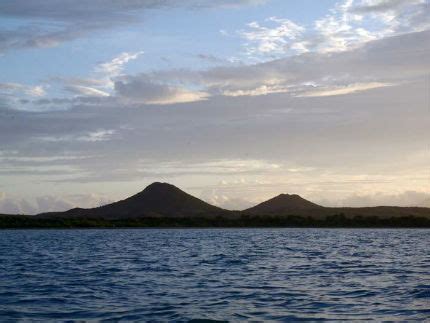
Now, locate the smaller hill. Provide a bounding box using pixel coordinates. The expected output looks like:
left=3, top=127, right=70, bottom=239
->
left=244, top=194, right=323, bottom=215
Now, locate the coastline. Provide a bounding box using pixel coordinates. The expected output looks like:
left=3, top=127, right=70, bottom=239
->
left=1, top=214, right=429, bottom=229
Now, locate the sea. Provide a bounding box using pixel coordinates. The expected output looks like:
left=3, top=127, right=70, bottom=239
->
left=0, top=228, right=429, bottom=321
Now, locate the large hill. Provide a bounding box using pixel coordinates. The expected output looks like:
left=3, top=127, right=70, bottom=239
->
left=38, top=182, right=229, bottom=219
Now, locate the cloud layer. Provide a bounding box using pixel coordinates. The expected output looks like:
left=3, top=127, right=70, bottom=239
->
left=0, top=0, right=266, bottom=52
left=1, top=0, right=429, bottom=212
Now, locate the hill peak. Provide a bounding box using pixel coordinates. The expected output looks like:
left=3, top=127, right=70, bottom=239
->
left=244, top=193, right=322, bottom=215
left=274, top=193, right=307, bottom=201
left=146, top=182, right=175, bottom=189
left=131, top=182, right=182, bottom=199
left=141, top=182, right=178, bottom=192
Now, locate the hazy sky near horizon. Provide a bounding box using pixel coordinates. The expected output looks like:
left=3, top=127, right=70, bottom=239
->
left=0, top=0, right=429, bottom=214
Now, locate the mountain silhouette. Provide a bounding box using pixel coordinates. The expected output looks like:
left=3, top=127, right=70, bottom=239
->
left=243, top=194, right=430, bottom=219
left=34, top=182, right=430, bottom=221
left=39, top=182, right=228, bottom=219
left=244, top=193, right=323, bottom=215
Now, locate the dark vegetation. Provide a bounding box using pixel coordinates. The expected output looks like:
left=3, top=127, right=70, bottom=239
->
left=1, top=214, right=429, bottom=229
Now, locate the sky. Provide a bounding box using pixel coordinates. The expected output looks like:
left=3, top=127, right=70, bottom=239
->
left=0, top=0, right=429, bottom=214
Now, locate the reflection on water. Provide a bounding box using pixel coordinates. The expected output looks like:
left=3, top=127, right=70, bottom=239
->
left=0, top=228, right=429, bottom=321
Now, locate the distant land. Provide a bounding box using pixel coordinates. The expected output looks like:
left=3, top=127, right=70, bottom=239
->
left=1, top=182, right=429, bottom=228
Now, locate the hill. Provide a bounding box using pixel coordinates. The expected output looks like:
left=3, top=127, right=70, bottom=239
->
left=38, top=182, right=229, bottom=219
left=244, top=194, right=323, bottom=216
left=243, top=194, right=430, bottom=219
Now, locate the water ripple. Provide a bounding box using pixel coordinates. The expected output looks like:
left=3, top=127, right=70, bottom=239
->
left=0, top=228, right=429, bottom=321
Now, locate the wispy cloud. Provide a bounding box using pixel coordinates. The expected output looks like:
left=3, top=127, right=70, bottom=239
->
left=298, top=82, right=393, bottom=97
left=0, top=0, right=266, bottom=52
left=0, top=82, right=46, bottom=97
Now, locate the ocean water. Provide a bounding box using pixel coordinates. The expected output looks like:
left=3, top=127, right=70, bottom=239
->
left=0, top=229, right=429, bottom=321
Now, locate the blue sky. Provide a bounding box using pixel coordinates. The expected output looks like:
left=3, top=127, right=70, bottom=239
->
left=0, top=1, right=335, bottom=86
left=0, top=0, right=429, bottom=213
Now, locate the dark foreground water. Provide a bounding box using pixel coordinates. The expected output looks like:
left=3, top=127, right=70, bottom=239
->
left=0, top=229, right=429, bottom=321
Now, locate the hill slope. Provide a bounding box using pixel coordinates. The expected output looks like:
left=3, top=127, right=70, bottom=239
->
left=38, top=182, right=229, bottom=219
left=243, top=194, right=430, bottom=219
left=244, top=194, right=323, bottom=215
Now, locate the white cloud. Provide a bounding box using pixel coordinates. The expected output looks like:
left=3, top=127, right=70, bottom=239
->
left=39, top=129, right=116, bottom=142
left=47, top=51, right=144, bottom=101
left=234, top=0, right=429, bottom=57
left=64, top=85, right=110, bottom=97
left=96, top=51, right=144, bottom=79
left=80, top=129, right=116, bottom=142
left=298, top=82, right=393, bottom=97
left=222, top=84, right=289, bottom=97
left=0, top=82, right=45, bottom=97
left=25, top=85, right=46, bottom=97
left=239, top=17, right=305, bottom=56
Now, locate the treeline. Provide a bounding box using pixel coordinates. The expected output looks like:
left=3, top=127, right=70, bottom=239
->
left=1, top=214, right=430, bottom=228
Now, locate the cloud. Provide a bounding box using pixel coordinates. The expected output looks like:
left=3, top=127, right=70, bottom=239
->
left=0, top=192, right=114, bottom=215
left=239, top=17, right=305, bottom=56
left=298, top=82, right=393, bottom=97
left=0, top=82, right=46, bottom=97
left=39, top=129, right=117, bottom=142
left=2, top=51, right=143, bottom=111
left=234, top=0, right=429, bottom=57
left=96, top=51, right=144, bottom=80
left=0, top=0, right=266, bottom=52
left=351, top=0, right=425, bottom=14
left=132, top=29, right=429, bottom=100
left=221, top=84, right=290, bottom=97
left=8, top=25, right=426, bottom=112
left=0, top=3, right=428, bottom=208
left=196, top=54, right=226, bottom=64
left=0, top=76, right=428, bottom=210
left=63, top=85, right=110, bottom=97
left=0, top=82, right=47, bottom=111
left=25, top=85, right=46, bottom=97
left=334, top=190, right=430, bottom=207
left=62, top=51, right=144, bottom=95
left=115, top=75, right=208, bottom=104
left=200, top=192, right=255, bottom=210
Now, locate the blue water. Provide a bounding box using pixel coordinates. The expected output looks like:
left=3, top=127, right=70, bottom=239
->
left=0, top=229, right=429, bottom=321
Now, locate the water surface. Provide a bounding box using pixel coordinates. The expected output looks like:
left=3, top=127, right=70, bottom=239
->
left=0, top=229, right=429, bottom=321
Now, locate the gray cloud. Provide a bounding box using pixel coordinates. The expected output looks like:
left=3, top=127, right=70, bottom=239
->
left=113, top=30, right=429, bottom=100
left=351, top=0, right=425, bottom=14
left=115, top=75, right=208, bottom=104
left=0, top=0, right=266, bottom=52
